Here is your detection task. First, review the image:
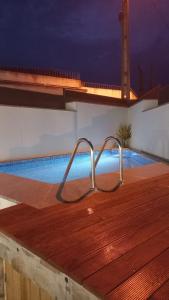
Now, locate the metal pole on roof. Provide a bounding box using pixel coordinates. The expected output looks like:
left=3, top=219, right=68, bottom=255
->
left=119, top=0, right=131, bottom=100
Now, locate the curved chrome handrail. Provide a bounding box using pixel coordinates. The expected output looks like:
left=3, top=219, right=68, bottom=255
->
left=56, top=138, right=95, bottom=203
left=95, top=136, right=123, bottom=192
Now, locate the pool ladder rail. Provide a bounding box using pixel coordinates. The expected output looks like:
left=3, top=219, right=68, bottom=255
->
left=95, top=136, right=123, bottom=192
left=56, top=136, right=123, bottom=203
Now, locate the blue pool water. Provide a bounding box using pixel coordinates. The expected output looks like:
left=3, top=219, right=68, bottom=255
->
left=0, top=150, right=155, bottom=184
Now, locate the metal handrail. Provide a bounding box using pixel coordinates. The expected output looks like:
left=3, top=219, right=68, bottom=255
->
left=95, top=136, right=123, bottom=192
left=56, top=138, right=95, bottom=203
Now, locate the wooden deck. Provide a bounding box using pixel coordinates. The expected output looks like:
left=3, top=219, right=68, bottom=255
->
left=0, top=162, right=168, bottom=209
left=0, top=164, right=169, bottom=299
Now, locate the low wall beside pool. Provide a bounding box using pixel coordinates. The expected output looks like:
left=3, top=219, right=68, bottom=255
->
left=0, top=103, right=127, bottom=161
left=0, top=99, right=168, bottom=162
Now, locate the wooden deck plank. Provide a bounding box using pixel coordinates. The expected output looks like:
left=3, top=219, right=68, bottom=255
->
left=3, top=184, right=167, bottom=235
left=0, top=174, right=58, bottom=209
left=4, top=208, right=102, bottom=243
left=49, top=198, right=169, bottom=275
left=0, top=162, right=169, bottom=210
left=4, top=180, right=169, bottom=243
left=1, top=177, right=169, bottom=255
left=4, top=173, right=169, bottom=232
left=72, top=212, right=169, bottom=281
left=83, top=228, right=169, bottom=295
left=149, top=279, right=169, bottom=299
left=48, top=188, right=169, bottom=262
left=3, top=190, right=169, bottom=279
left=0, top=172, right=169, bottom=299
left=0, top=204, right=38, bottom=229
left=106, top=247, right=169, bottom=300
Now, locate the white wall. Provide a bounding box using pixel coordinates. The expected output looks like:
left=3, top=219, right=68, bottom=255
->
left=128, top=101, right=169, bottom=160
left=0, top=106, right=76, bottom=161
left=75, top=102, right=127, bottom=148
left=0, top=100, right=168, bottom=161
left=0, top=103, right=127, bottom=161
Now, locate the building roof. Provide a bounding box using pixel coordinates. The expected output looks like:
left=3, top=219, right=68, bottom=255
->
left=158, top=85, right=169, bottom=104
left=140, top=85, right=169, bottom=105
left=0, top=67, right=137, bottom=101
left=0, top=85, right=131, bottom=110
left=64, top=89, right=130, bottom=107
left=140, top=85, right=161, bottom=100
left=0, top=67, right=139, bottom=109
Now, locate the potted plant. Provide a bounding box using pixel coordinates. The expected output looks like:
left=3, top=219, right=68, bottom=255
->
left=116, top=124, right=132, bottom=148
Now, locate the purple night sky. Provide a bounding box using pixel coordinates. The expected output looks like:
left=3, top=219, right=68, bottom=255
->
left=0, top=0, right=169, bottom=92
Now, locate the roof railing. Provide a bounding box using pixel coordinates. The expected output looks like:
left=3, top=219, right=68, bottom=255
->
left=83, top=81, right=121, bottom=90
left=0, top=66, right=80, bottom=80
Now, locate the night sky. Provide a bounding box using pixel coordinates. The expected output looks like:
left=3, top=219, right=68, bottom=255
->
left=0, top=0, right=169, bottom=92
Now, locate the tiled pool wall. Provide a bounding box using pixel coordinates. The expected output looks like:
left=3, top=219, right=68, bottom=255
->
left=0, top=149, right=157, bottom=184
left=0, top=149, right=157, bottom=168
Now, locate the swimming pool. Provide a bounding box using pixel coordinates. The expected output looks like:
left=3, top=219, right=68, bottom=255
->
left=0, top=150, right=155, bottom=184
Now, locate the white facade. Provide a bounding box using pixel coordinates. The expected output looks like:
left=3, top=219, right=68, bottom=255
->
left=0, top=106, right=76, bottom=160
left=128, top=101, right=169, bottom=160
left=74, top=102, right=127, bottom=147
left=0, top=103, right=126, bottom=161
left=0, top=99, right=168, bottom=161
